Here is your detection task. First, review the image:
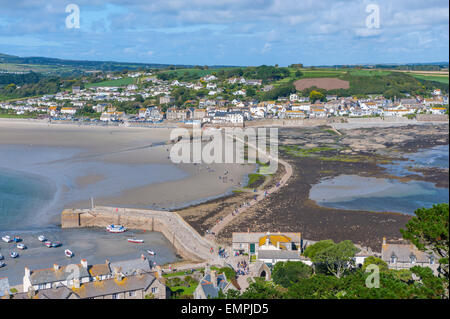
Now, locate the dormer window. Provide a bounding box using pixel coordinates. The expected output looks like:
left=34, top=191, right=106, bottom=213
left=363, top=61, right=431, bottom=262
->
left=429, top=255, right=435, bottom=264
left=390, top=254, right=397, bottom=264
left=410, top=254, right=417, bottom=264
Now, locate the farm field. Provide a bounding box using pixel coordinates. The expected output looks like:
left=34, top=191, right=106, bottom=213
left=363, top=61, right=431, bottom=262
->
left=85, top=77, right=137, bottom=87
left=410, top=74, right=449, bottom=84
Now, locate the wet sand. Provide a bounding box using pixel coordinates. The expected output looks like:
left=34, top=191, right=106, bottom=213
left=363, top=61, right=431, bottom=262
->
left=0, top=119, right=255, bottom=226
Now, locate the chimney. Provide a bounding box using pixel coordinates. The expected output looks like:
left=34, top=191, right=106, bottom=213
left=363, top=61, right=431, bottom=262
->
left=53, top=264, right=59, bottom=271
left=265, top=236, right=270, bottom=246
left=25, top=267, right=31, bottom=278
left=81, top=259, right=88, bottom=269
left=276, top=241, right=280, bottom=249
left=210, top=270, right=217, bottom=288
left=73, top=278, right=80, bottom=289
left=382, top=237, right=387, bottom=245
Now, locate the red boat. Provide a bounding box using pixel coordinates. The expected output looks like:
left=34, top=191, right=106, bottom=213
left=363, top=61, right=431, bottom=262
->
left=127, top=238, right=144, bottom=244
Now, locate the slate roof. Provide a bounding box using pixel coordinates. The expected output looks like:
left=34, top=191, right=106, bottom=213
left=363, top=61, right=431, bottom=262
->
left=30, top=264, right=90, bottom=285
left=89, top=263, right=111, bottom=277
left=110, top=258, right=152, bottom=276
left=257, top=249, right=301, bottom=260
left=71, top=273, right=156, bottom=299
left=381, top=243, right=436, bottom=264
left=0, top=277, right=11, bottom=297
left=233, top=232, right=301, bottom=244
left=198, top=273, right=228, bottom=299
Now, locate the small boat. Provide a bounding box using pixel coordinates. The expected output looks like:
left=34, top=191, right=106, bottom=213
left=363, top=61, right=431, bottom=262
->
left=10, top=251, right=18, bottom=258
left=44, top=241, right=52, bottom=247
left=147, top=250, right=156, bottom=256
left=107, top=224, right=127, bottom=233
left=13, top=236, right=22, bottom=243
left=17, top=243, right=26, bottom=250
left=64, top=249, right=74, bottom=258
left=38, top=235, right=47, bottom=242
left=0, top=262, right=5, bottom=268
left=51, top=241, right=62, bottom=248
left=127, top=238, right=144, bottom=244
left=2, top=235, right=12, bottom=243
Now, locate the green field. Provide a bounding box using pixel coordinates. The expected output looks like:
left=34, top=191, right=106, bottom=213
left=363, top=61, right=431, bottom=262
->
left=410, top=74, right=449, bottom=84
left=85, top=77, right=137, bottom=88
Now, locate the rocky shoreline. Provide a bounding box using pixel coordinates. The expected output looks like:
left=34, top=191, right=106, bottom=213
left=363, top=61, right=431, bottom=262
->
left=177, top=123, right=448, bottom=251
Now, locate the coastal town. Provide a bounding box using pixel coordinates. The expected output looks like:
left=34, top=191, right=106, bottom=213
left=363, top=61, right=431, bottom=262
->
left=0, top=69, right=448, bottom=126
left=0, top=0, right=449, bottom=304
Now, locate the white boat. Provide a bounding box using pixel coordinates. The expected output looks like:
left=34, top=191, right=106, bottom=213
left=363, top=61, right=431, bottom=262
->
left=107, top=224, right=127, bottom=233
left=2, top=235, right=12, bottom=243
left=17, top=243, right=26, bottom=250
left=147, top=250, right=156, bottom=256
left=38, top=235, right=47, bottom=242
left=10, top=251, right=18, bottom=258
left=65, top=249, right=74, bottom=258
left=127, top=238, right=144, bottom=244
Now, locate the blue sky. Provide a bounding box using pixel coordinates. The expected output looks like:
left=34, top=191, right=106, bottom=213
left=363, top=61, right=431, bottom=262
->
left=0, top=0, right=448, bottom=66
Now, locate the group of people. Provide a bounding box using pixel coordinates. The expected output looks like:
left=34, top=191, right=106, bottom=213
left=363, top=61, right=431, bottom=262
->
left=218, top=247, right=228, bottom=259
left=236, top=260, right=249, bottom=276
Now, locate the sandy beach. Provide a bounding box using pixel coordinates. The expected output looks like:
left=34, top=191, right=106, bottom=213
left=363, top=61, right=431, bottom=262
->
left=0, top=119, right=256, bottom=228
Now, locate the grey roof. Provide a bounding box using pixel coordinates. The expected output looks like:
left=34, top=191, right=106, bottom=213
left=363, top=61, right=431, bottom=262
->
left=381, top=243, right=436, bottom=263
left=257, top=249, right=301, bottom=260
left=232, top=232, right=302, bottom=244
left=0, top=277, right=11, bottom=297
left=110, top=258, right=152, bottom=276
left=71, top=273, right=157, bottom=299
left=198, top=273, right=228, bottom=299
left=38, top=286, right=74, bottom=299
left=30, top=264, right=90, bottom=285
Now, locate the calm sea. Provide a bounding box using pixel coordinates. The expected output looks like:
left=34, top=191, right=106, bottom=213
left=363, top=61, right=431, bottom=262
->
left=310, top=144, right=449, bottom=215
left=0, top=168, right=56, bottom=231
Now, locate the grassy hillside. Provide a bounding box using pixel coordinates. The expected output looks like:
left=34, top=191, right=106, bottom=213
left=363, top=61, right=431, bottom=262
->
left=85, top=77, right=137, bottom=88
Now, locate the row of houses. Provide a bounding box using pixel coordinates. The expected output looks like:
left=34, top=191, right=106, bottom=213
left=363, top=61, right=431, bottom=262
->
left=231, top=232, right=439, bottom=280
left=1, top=256, right=170, bottom=299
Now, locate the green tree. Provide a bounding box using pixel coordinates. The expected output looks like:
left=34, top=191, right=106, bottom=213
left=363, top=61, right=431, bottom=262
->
left=240, top=280, right=285, bottom=299
left=400, top=203, right=449, bottom=280
left=309, top=90, right=326, bottom=103
left=312, top=240, right=360, bottom=278
left=272, top=261, right=313, bottom=288
left=303, top=239, right=335, bottom=259
left=362, top=256, right=389, bottom=273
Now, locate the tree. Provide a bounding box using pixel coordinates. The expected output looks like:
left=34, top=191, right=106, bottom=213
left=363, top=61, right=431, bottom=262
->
left=309, top=90, right=326, bottom=103
left=362, top=256, right=389, bottom=273
left=272, top=261, right=313, bottom=288
left=400, top=203, right=449, bottom=280
left=312, top=240, right=360, bottom=278
left=303, top=239, right=335, bottom=259
left=240, top=280, right=285, bottom=299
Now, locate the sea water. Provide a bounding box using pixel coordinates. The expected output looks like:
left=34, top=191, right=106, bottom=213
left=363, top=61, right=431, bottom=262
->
left=309, top=145, right=449, bottom=215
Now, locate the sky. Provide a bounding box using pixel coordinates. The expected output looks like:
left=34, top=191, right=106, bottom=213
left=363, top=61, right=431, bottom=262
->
left=0, top=0, right=448, bottom=66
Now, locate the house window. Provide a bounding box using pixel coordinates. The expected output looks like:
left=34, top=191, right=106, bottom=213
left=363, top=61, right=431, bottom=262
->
left=129, top=291, right=136, bottom=297
left=390, top=254, right=397, bottom=264
left=151, top=287, right=158, bottom=294
left=112, top=293, right=118, bottom=299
